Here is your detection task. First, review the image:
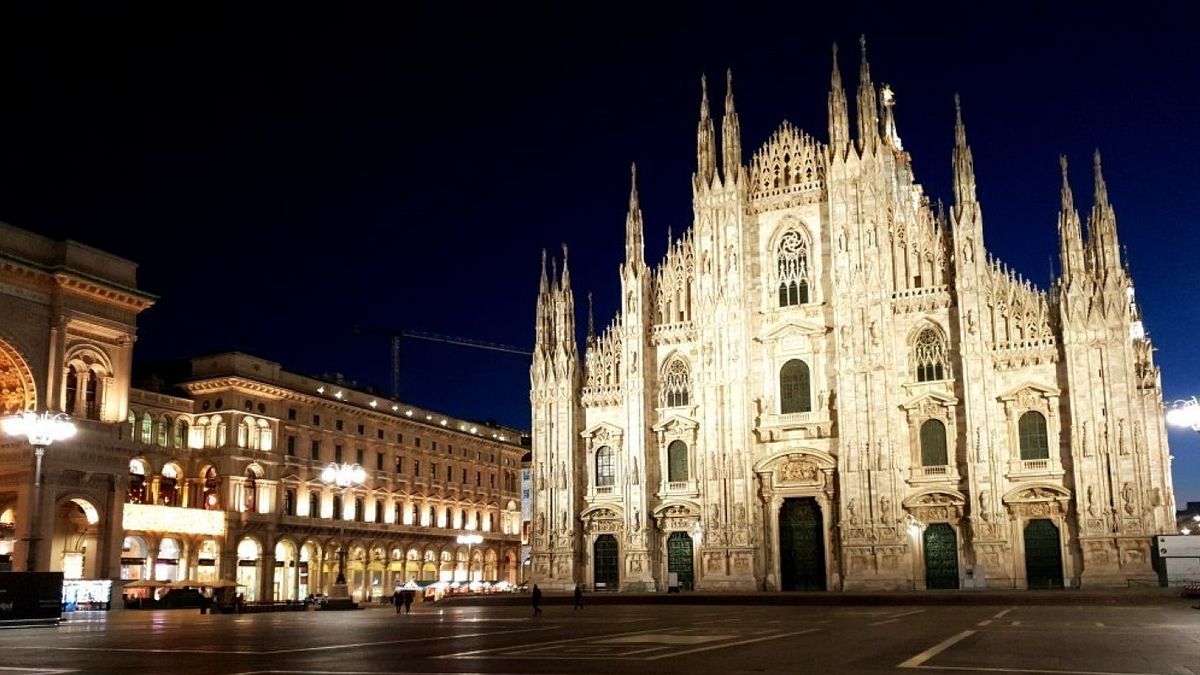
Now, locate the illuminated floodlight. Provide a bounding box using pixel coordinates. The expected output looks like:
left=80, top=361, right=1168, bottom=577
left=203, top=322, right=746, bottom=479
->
left=1166, top=397, right=1200, bottom=432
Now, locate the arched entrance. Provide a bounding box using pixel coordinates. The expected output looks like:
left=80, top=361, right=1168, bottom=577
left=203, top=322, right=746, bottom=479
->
left=1024, top=519, right=1064, bottom=589
left=779, top=497, right=825, bottom=591
left=121, top=536, right=149, bottom=580
left=592, top=534, right=618, bottom=590
left=236, top=538, right=261, bottom=602
left=274, top=540, right=298, bottom=601
left=666, top=532, right=694, bottom=591
left=156, top=537, right=181, bottom=582
left=922, top=524, right=959, bottom=589
left=299, top=542, right=318, bottom=598
left=51, top=498, right=100, bottom=579
left=196, top=540, right=219, bottom=582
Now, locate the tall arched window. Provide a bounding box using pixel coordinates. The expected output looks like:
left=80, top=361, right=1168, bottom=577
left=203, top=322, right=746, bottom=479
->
left=920, top=419, right=949, bottom=466
left=84, top=369, right=99, bottom=419
left=203, top=467, right=221, bottom=510
left=244, top=468, right=258, bottom=512
left=661, top=359, right=690, bottom=408
left=1018, top=411, right=1050, bottom=460
left=333, top=495, right=344, bottom=520
left=65, top=365, right=80, bottom=415
left=667, top=440, right=689, bottom=482
left=160, top=464, right=179, bottom=507
left=127, top=411, right=137, bottom=439
left=157, top=415, right=170, bottom=447
left=175, top=419, right=189, bottom=449
left=777, top=230, right=810, bottom=307
left=140, top=413, right=153, bottom=445
left=779, top=359, right=812, bottom=414
left=914, top=327, right=948, bottom=382
left=595, top=446, right=615, bottom=487
left=127, top=460, right=146, bottom=504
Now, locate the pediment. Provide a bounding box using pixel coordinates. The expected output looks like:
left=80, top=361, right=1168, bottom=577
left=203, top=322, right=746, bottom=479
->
left=757, top=320, right=828, bottom=343
left=581, top=421, right=624, bottom=440
left=900, top=391, right=958, bottom=411
left=902, top=488, right=966, bottom=509
left=279, top=473, right=302, bottom=483
left=997, top=381, right=1060, bottom=402
left=651, top=413, right=699, bottom=433
left=1002, top=482, right=1071, bottom=503
left=652, top=500, right=701, bottom=518
left=753, top=448, right=836, bottom=474
left=580, top=504, right=623, bottom=520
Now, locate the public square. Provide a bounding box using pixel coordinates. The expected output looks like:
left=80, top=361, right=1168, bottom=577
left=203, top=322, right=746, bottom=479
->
left=1, top=599, right=1199, bottom=675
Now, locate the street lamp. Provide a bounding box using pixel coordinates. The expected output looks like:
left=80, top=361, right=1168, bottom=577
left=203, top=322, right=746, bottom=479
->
left=1, top=411, right=77, bottom=571
left=456, top=533, right=482, bottom=585
left=319, top=462, right=364, bottom=593
left=1166, top=396, right=1200, bottom=432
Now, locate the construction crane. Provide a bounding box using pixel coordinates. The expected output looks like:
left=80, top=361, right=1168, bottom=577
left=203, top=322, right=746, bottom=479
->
left=352, top=325, right=532, bottom=400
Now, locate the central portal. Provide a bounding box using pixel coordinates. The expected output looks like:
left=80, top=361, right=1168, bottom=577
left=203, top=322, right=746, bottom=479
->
left=666, top=532, right=694, bottom=590
left=778, top=497, right=825, bottom=591
left=593, top=534, right=619, bottom=591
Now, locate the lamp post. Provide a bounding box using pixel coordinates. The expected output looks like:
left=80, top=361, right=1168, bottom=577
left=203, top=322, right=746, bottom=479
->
left=1166, top=396, right=1200, bottom=433
left=319, top=462, right=364, bottom=595
left=1, top=411, right=77, bottom=572
left=456, top=533, right=482, bottom=585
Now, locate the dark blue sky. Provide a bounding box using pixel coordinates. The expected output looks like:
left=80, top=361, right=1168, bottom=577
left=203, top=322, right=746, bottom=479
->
left=1, top=3, right=1197, bottom=503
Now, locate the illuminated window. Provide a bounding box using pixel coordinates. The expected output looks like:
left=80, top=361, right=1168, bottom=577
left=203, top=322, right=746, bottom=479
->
left=65, top=365, right=79, bottom=415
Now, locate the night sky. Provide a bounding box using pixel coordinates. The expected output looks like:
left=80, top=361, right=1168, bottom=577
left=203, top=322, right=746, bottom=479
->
left=2, top=4, right=1197, bottom=504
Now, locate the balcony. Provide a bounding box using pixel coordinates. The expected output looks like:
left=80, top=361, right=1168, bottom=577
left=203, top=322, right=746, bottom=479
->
left=1006, top=456, right=1064, bottom=481
left=907, top=464, right=959, bottom=485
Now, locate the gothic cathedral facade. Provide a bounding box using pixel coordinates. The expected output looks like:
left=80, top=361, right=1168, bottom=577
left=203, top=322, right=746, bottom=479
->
left=528, top=40, right=1176, bottom=591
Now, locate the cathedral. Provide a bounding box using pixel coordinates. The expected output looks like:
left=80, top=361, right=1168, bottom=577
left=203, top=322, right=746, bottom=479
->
left=528, top=39, right=1176, bottom=592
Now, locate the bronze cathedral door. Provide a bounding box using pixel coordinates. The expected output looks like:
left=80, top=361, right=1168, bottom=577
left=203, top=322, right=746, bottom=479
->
left=778, top=498, right=826, bottom=591
left=922, top=523, right=960, bottom=589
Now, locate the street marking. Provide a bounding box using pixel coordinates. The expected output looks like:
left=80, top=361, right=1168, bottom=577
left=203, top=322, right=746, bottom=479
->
left=597, top=633, right=736, bottom=645
left=869, top=618, right=900, bottom=626
left=888, top=609, right=927, bottom=619
left=7, top=626, right=557, bottom=656
left=908, top=666, right=1169, bottom=675
left=435, top=625, right=682, bottom=659
left=644, top=629, right=817, bottom=661
left=898, top=630, right=976, bottom=669
left=993, top=607, right=1015, bottom=619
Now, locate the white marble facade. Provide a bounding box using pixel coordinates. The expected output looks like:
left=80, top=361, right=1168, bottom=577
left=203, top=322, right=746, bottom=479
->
left=529, top=40, right=1176, bottom=592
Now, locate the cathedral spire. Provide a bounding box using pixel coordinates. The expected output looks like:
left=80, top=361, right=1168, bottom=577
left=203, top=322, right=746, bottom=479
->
left=880, top=84, right=901, bottom=149
left=625, top=163, right=645, bottom=269
left=558, top=243, right=576, bottom=357
left=1057, top=156, right=1085, bottom=280
left=952, top=94, right=977, bottom=209
left=696, top=74, right=717, bottom=186
left=586, top=291, right=595, bottom=344
left=535, top=249, right=553, bottom=351
left=828, top=42, right=850, bottom=157
left=856, top=35, right=879, bottom=154
left=1087, top=149, right=1122, bottom=277
left=721, top=68, right=742, bottom=183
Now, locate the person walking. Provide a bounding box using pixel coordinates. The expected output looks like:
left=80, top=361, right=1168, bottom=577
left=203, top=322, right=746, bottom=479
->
left=393, top=589, right=402, bottom=614
left=531, top=584, right=542, bottom=616
left=573, top=583, right=583, bottom=609
left=403, top=590, right=413, bottom=614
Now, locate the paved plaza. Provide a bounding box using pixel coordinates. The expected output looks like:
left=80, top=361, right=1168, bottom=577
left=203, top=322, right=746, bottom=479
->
left=1, top=600, right=1199, bottom=675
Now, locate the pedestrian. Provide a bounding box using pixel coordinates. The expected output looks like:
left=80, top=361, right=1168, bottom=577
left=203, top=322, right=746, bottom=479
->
left=403, top=590, right=413, bottom=614
left=393, top=590, right=402, bottom=613
left=573, top=583, right=583, bottom=609
left=532, top=584, right=542, bottom=616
